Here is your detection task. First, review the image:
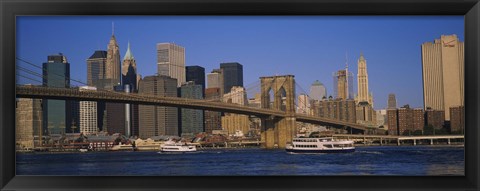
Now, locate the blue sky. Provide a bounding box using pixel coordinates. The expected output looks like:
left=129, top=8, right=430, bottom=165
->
left=16, top=16, right=464, bottom=110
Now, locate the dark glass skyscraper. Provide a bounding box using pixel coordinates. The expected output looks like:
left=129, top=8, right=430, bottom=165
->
left=186, top=66, right=205, bottom=96
left=42, top=54, right=71, bottom=135
left=180, top=81, right=204, bottom=137
left=220, top=62, right=243, bottom=94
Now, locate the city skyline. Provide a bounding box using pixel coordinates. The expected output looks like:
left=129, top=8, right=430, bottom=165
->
left=16, top=16, right=464, bottom=110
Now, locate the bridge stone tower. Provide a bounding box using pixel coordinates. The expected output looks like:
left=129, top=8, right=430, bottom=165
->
left=260, top=75, right=296, bottom=149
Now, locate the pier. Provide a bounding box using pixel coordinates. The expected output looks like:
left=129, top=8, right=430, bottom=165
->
left=332, top=134, right=464, bottom=146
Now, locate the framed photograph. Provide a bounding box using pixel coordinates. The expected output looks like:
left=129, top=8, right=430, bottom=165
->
left=1, top=0, right=479, bottom=190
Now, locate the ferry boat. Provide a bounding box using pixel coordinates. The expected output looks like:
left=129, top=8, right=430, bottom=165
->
left=158, top=140, right=197, bottom=153
left=286, top=137, right=355, bottom=153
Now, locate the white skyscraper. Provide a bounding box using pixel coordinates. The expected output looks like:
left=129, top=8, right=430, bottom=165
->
left=79, top=86, right=98, bottom=134
left=309, top=80, right=327, bottom=101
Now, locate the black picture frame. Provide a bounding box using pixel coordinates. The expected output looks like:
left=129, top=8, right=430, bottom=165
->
left=1, top=0, right=479, bottom=190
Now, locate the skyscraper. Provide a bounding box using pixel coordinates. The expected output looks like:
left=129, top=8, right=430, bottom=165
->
left=157, top=43, right=185, bottom=87
left=221, top=86, right=250, bottom=135
left=186, top=66, right=205, bottom=96
left=86, top=50, right=107, bottom=87
left=138, top=75, right=178, bottom=138
left=180, top=81, right=204, bottom=137
left=207, top=69, right=224, bottom=96
left=106, top=29, right=121, bottom=87
left=121, top=42, right=139, bottom=138
left=333, top=69, right=353, bottom=100
left=357, top=53, right=373, bottom=105
left=204, top=88, right=222, bottom=133
left=79, top=86, right=98, bottom=135
left=297, top=94, right=310, bottom=114
left=309, top=80, right=327, bottom=101
left=388, top=93, right=397, bottom=109
left=86, top=50, right=107, bottom=132
left=122, top=42, right=137, bottom=91
left=220, top=62, right=243, bottom=94
left=42, top=54, right=71, bottom=135
left=421, top=34, right=464, bottom=120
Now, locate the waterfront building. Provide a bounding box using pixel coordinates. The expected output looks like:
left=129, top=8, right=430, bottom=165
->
left=157, top=43, right=185, bottom=87
left=220, top=62, right=243, bottom=94
left=387, top=109, right=399, bottom=135
left=421, top=34, right=464, bottom=120
left=376, top=109, right=387, bottom=129
left=204, top=88, right=222, bottom=133
left=356, top=53, right=373, bottom=105
left=180, top=81, right=204, bottom=137
left=388, top=93, right=397, bottom=109
left=425, top=108, right=445, bottom=129
left=16, top=98, right=42, bottom=148
left=311, top=98, right=356, bottom=124
left=387, top=106, right=425, bottom=135
left=186, top=66, right=206, bottom=96
left=106, top=29, right=122, bottom=86
left=42, top=54, right=72, bottom=135
left=221, top=86, right=250, bottom=135
left=297, top=94, right=310, bottom=114
left=138, top=75, right=178, bottom=138
left=309, top=80, right=327, bottom=101
left=449, top=106, right=465, bottom=133
left=79, top=86, right=98, bottom=135
left=333, top=69, right=354, bottom=100
left=413, top=108, right=425, bottom=132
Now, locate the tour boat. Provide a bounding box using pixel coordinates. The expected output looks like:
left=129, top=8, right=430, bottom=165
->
left=158, top=140, right=197, bottom=153
left=286, top=137, right=355, bottom=153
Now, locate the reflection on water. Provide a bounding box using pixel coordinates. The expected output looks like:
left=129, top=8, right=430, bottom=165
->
left=16, top=146, right=464, bottom=176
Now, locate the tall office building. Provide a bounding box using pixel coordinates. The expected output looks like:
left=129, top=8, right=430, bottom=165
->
left=138, top=75, right=178, bottom=138
left=357, top=53, right=373, bottom=105
left=122, top=42, right=138, bottom=91
left=157, top=43, right=185, bottom=87
left=333, top=69, right=354, bottom=100
left=207, top=69, right=224, bottom=96
left=86, top=50, right=107, bottom=87
left=421, top=34, right=464, bottom=120
left=121, top=42, right=139, bottom=137
left=180, top=81, right=204, bottom=137
left=310, top=80, right=327, bottom=101
left=79, top=86, right=98, bottom=135
left=16, top=98, right=42, bottom=148
left=86, top=50, right=107, bottom=132
left=388, top=93, right=397, bottom=109
left=220, top=62, right=243, bottom=94
left=186, top=66, right=205, bottom=95
left=106, top=29, right=121, bottom=87
left=42, top=54, right=71, bottom=135
left=204, top=88, right=222, bottom=133
left=105, top=86, right=127, bottom=136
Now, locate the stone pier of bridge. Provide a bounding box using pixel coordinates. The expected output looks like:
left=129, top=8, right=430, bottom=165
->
left=260, top=75, right=296, bottom=149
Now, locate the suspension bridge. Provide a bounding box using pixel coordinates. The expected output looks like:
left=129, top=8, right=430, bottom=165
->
left=16, top=57, right=371, bottom=149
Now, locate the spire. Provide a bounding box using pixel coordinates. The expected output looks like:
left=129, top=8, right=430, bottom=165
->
left=123, top=41, right=134, bottom=60
left=359, top=51, right=365, bottom=61
left=112, top=22, right=115, bottom=36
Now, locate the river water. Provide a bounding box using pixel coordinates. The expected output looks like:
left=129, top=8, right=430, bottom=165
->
left=16, top=145, right=464, bottom=176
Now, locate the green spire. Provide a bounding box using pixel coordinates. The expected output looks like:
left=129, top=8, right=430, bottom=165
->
left=123, top=41, right=134, bottom=60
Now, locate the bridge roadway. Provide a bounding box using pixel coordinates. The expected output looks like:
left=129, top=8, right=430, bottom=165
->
left=15, top=85, right=368, bottom=131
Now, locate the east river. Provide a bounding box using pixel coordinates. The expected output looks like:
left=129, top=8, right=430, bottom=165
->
left=16, top=145, right=464, bottom=176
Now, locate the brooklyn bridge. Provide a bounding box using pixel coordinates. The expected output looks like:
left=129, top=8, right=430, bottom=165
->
left=16, top=75, right=370, bottom=149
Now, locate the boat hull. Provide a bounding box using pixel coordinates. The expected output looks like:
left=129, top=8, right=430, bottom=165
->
left=285, top=148, right=355, bottom=153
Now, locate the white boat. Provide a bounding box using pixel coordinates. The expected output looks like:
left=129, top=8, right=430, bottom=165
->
left=79, top=149, right=88, bottom=153
left=286, top=137, right=355, bottom=153
left=159, top=140, right=197, bottom=153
